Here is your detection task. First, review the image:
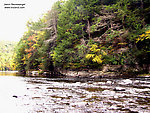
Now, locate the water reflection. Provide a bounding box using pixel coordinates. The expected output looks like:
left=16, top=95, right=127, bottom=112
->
left=0, top=71, right=18, bottom=76
left=0, top=71, right=150, bottom=113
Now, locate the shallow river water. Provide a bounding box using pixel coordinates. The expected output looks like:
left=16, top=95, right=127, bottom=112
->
left=0, top=71, right=150, bottom=113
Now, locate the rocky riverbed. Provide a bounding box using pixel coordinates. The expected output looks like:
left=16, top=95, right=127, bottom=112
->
left=0, top=71, right=150, bottom=113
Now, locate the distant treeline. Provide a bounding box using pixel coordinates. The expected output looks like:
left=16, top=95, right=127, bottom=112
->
left=0, top=41, right=16, bottom=71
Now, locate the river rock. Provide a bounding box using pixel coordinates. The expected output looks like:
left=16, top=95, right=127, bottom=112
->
left=102, top=90, right=116, bottom=95
left=106, top=81, right=112, bottom=84
left=113, top=87, right=125, bottom=91
left=70, top=102, right=87, bottom=107
left=26, top=71, right=39, bottom=76
left=109, top=105, right=117, bottom=110
left=12, top=95, right=18, bottom=98
left=102, top=72, right=116, bottom=77
left=102, top=65, right=109, bottom=72
left=77, top=71, right=89, bottom=76
left=120, top=79, right=133, bottom=85
left=32, top=71, right=39, bottom=76
left=134, top=80, right=140, bottom=84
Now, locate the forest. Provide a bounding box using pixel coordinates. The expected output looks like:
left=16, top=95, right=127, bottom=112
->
left=0, top=41, right=16, bottom=71
left=14, top=0, right=150, bottom=75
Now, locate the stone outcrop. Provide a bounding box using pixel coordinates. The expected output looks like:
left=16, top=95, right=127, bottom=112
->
left=60, top=70, right=119, bottom=78
left=59, top=64, right=140, bottom=78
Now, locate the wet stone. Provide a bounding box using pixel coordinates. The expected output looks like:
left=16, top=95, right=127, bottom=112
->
left=114, top=87, right=126, bottom=91
left=12, top=95, right=18, bottom=98
left=119, top=79, right=133, bottom=85
left=106, top=80, right=112, bottom=84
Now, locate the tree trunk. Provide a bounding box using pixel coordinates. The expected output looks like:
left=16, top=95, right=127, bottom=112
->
left=53, top=10, right=57, bottom=36
left=140, top=0, right=143, bottom=9
left=87, top=20, right=91, bottom=39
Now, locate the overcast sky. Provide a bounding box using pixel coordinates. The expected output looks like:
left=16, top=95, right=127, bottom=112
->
left=0, top=0, right=57, bottom=42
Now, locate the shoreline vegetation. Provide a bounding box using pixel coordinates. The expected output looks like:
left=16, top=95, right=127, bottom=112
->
left=3, top=0, right=150, bottom=78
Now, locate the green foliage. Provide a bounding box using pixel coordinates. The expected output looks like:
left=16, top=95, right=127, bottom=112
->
left=14, top=18, right=51, bottom=71
left=107, top=0, right=144, bottom=30
left=15, top=42, right=26, bottom=71
left=135, top=26, right=150, bottom=72
left=91, top=17, right=102, bottom=32
left=14, top=0, right=150, bottom=74
left=105, top=53, right=127, bottom=65
left=52, top=0, right=102, bottom=68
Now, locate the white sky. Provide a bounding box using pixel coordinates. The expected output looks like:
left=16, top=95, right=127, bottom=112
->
left=0, top=0, right=58, bottom=42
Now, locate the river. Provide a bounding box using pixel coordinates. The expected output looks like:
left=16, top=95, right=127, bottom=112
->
left=0, top=71, right=150, bottom=113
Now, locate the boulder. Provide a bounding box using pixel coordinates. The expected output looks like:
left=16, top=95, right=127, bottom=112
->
left=77, top=71, right=89, bottom=76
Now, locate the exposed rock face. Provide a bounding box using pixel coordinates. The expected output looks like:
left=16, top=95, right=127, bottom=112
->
left=60, top=69, right=119, bottom=78
left=90, top=6, right=129, bottom=54
left=59, top=64, right=138, bottom=78
left=102, top=65, right=122, bottom=72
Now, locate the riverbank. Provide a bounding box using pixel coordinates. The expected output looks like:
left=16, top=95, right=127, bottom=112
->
left=49, top=65, right=149, bottom=78
left=60, top=70, right=150, bottom=79
left=18, top=65, right=150, bottom=79
left=15, top=64, right=150, bottom=78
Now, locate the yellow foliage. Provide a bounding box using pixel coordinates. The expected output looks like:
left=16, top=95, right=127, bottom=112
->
left=22, top=56, right=26, bottom=61
left=23, top=40, right=26, bottom=43
left=96, top=49, right=101, bottom=52
left=85, top=54, right=95, bottom=59
left=85, top=44, right=107, bottom=64
left=102, top=50, right=107, bottom=55
left=136, top=29, right=150, bottom=43
left=51, top=51, right=56, bottom=60
left=118, top=43, right=127, bottom=45
left=146, top=30, right=150, bottom=34
left=90, top=44, right=98, bottom=52
left=139, top=34, right=145, bottom=37
left=92, top=55, right=102, bottom=64
left=38, top=31, right=45, bottom=35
